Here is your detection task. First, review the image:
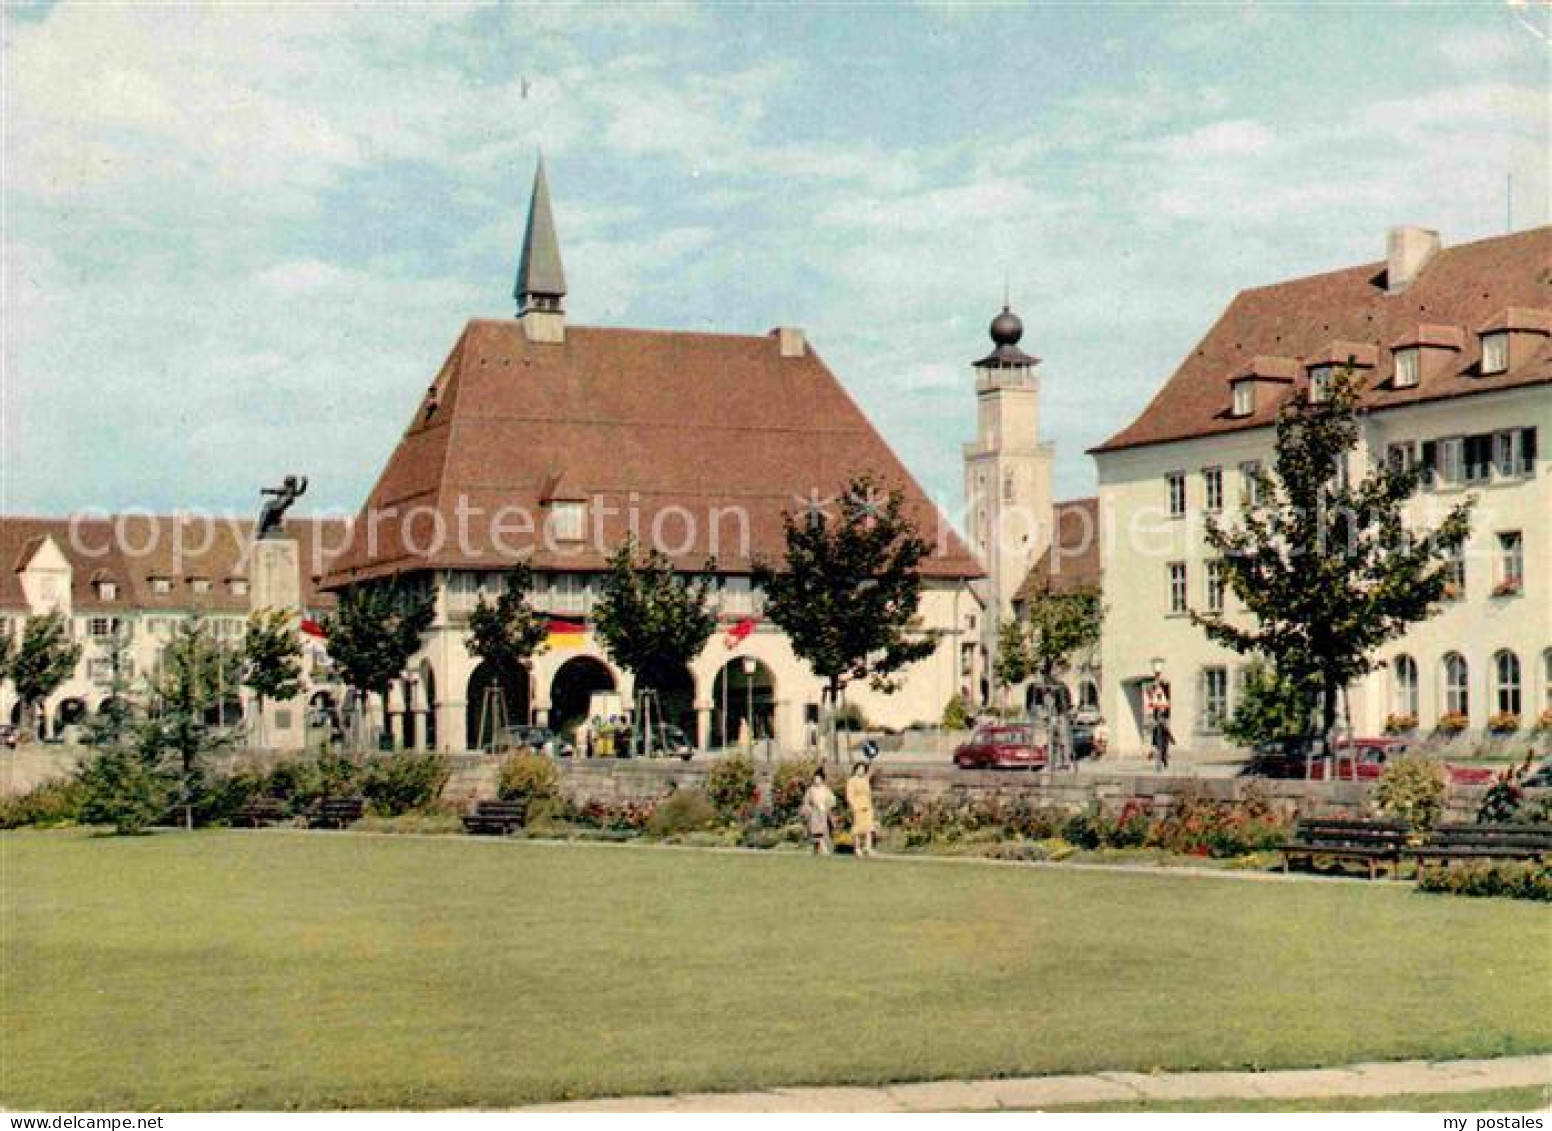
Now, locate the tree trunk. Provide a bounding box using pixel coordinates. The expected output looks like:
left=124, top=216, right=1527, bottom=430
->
left=827, top=678, right=842, bottom=766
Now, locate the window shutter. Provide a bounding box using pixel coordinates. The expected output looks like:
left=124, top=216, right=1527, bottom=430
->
left=1522, top=427, right=1538, bottom=473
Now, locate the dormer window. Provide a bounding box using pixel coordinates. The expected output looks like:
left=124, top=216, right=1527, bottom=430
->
left=150, top=576, right=172, bottom=595
left=1481, top=332, right=1509, bottom=375
left=190, top=577, right=211, bottom=596
left=1231, top=379, right=1255, bottom=417
left=1394, top=348, right=1420, bottom=389
left=97, top=581, right=117, bottom=601
left=1309, top=365, right=1335, bottom=403
left=229, top=579, right=248, bottom=597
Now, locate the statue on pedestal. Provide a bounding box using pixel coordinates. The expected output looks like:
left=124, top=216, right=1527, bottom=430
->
left=257, top=475, right=308, bottom=540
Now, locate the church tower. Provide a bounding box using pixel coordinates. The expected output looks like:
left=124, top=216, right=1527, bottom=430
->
left=513, top=156, right=567, bottom=343
left=962, top=306, right=1054, bottom=693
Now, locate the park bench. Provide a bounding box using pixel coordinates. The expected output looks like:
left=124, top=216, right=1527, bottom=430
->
left=1280, top=818, right=1410, bottom=880
left=231, top=799, right=287, bottom=828
left=1408, top=823, right=1552, bottom=869
left=308, top=797, right=365, bottom=829
left=462, top=800, right=528, bottom=836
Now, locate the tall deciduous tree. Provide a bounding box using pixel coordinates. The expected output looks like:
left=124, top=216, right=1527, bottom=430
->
left=9, top=610, right=83, bottom=738
left=592, top=540, right=717, bottom=753
left=753, top=475, right=935, bottom=719
left=323, top=579, right=435, bottom=750
left=1192, top=368, right=1472, bottom=752
left=241, top=608, right=304, bottom=748
left=465, top=563, right=548, bottom=746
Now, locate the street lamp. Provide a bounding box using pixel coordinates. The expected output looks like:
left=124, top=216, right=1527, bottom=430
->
left=742, top=657, right=756, bottom=749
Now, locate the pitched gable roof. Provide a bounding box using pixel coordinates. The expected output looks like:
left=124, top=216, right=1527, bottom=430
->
left=1014, top=498, right=1101, bottom=604
left=1092, top=226, right=1552, bottom=454
left=325, top=320, right=979, bottom=584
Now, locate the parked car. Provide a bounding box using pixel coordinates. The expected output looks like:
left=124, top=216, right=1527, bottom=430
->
left=953, top=724, right=1048, bottom=770
left=495, top=725, right=574, bottom=758
left=1242, top=737, right=1496, bottom=784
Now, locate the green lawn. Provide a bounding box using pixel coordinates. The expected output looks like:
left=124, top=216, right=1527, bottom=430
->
left=3, top=830, right=1549, bottom=1110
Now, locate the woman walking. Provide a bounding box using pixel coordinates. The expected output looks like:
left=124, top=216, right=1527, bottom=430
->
left=846, top=761, right=876, bottom=857
left=800, top=767, right=836, bottom=855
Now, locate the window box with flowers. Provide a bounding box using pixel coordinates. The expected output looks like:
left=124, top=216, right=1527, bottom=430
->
left=1487, top=711, right=1521, bottom=734
left=1490, top=579, right=1523, bottom=599
left=1383, top=712, right=1419, bottom=735
left=1435, top=712, right=1469, bottom=735
left=1537, top=709, right=1552, bottom=733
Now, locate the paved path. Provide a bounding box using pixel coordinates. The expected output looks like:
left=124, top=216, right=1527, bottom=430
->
left=521, top=1054, right=1551, bottom=1112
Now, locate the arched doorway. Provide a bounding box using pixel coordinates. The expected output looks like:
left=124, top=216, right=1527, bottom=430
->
left=711, top=658, right=776, bottom=748
left=641, top=665, right=696, bottom=736
left=55, top=697, right=88, bottom=733
left=550, top=656, right=616, bottom=737
left=466, top=662, right=531, bottom=750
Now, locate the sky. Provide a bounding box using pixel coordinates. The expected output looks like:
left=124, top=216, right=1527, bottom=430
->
left=3, top=2, right=1549, bottom=524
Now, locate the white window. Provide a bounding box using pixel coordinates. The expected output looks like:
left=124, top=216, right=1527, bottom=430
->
left=150, top=577, right=172, bottom=595
left=1392, top=655, right=1419, bottom=718
left=88, top=617, right=115, bottom=639
left=1168, top=562, right=1188, bottom=614
left=1200, top=666, right=1229, bottom=732
left=1238, top=461, right=1264, bottom=506
left=1393, top=348, right=1420, bottom=388
left=1437, top=437, right=1464, bottom=486
left=1206, top=560, right=1226, bottom=613
left=1386, top=442, right=1417, bottom=474
left=1444, top=546, right=1466, bottom=599
left=1481, top=332, right=1508, bottom=375
left=1309, top=365, right=1334, bottom=403
left=1493, top=650, right=1522, bottom=717
left=1202, top=467, right=1223, bottom=512
left=88, top=657, right=112, bottom=684
left=1497, top=531, right=1523, bottom=593
left=548, top=502, right=585, bottom=543
left=1231, top=380, right=1255, bottom=417
left=98, top=581, right=117, bottom=601
left=229, top=579, right=249, bottom=597
left=1442, top=652, right=1469, bottom=718
left=190, top=578, right=211, bottom=595
left=1166, top=472, right=1186, bottom=518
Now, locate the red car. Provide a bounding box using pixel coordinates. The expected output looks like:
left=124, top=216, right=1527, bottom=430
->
left=1248, top=738, right=1495, bottom=784
left=953, top=724, right=1048, bottom=770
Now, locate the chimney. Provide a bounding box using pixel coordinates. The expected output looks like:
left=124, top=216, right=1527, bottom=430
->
left=1386, top=226, right=1441, bottom=294
left=775, top=327, right=806, bottom=358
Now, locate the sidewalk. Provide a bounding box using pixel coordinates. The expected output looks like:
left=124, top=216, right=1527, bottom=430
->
left=520, top=1054, right=1551, bottom=1112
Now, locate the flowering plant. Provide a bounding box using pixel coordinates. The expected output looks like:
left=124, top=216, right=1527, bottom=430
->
left=1537, top=710, right=1552, bottom=733
left=1383, top=712, right=1418, bottom=735
left=1491, top=578, right=1523, bottom=598
left=1435, top=712, right=1469, bottom=734
left=1487, top=711, right=1521, bottom=734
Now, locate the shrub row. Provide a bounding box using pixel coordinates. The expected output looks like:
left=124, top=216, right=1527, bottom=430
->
left=1418, top=861, right=1552, bottom=902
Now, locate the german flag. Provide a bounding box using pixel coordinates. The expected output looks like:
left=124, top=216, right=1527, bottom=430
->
left=547, top=618, right=586, bottom=648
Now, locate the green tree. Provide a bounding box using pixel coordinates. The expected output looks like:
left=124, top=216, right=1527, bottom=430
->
left=994, top=584, right=1103, bottom=766
left=464, top=563, right=548, bottom=747
left=82, top=621, right=139, bottom=748
left=76, top=727, right=178, bottom=835
left=1192, top=368, right=1472, bottom=753
left=592, top=540, right=717, bottom=755
left=147, top=617, right=235, bottom=829
left=323, top=579, right=435, bottom=751
left=753, top=476, right=935, bottom=738
left=241, top=608, right=304, bottom=748
left=1222, top=659, right=1314, bottom=750
left=9, top=610, right=83, bottom=738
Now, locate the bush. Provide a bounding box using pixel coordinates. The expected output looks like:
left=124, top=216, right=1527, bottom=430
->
left=705, top=755, right=757, bottom=821
left=195, top=765, right=269, bottom=824
left=360, top=751, right=450, bottom=816
left=76, top=745, right=178, bottom=834
left=1372, top=752, right=1448, bottom=833
left=646, top=788, right=718, bottom=836
left=497, top=752, right=561, bottom=805
left=0, top=778, right=85, bottom=829
left=1419, top=861, right=1552, bottom=901
left=942, top=694, right=971, bottom=731
left=770, top=757, right=819, bottom=822
left=576, top=798, right=657, bottom=832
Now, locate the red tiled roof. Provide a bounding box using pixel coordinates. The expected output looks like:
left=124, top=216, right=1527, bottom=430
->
left=1014, top=497, right=1101, bottom=602
left=0, top=515, right=347, bottom=613
left=1093, top=227, right=1552, bottom=454
left=325, top=321, right=980, bottom=584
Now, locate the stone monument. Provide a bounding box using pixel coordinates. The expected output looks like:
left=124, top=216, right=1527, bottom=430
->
left=250, top=476, right=309, bottom=749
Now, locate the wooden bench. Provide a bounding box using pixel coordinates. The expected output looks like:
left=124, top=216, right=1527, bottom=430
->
left=1408, top=823, right=1552, bottom=869
left=462, top=800, right=528, bottom=836
left=1281, top=818, right=1410, bottom=880
left=232, top=799, right=287, bottom=828
left=308, top=797, right=365, bottom=829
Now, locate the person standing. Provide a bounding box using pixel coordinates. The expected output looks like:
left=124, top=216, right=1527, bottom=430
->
left=845, top=761, right=876, bottom=857
left=1149, top=681, right=1174, bottom=771
left=800, top=767, right=837, bottom=855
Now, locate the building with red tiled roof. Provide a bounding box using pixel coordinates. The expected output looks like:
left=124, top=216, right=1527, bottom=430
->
left=327, top=162, right=982, bottom=751
left=0, top=514, right=347, bottom=734
left=1093, top=225, right=1551, bottom=757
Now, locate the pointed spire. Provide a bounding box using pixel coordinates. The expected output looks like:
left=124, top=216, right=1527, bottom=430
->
left=514, top=156, right=567, bottom=315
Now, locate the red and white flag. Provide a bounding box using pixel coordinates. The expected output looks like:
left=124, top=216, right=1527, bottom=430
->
left=723, top=616, right=756, bottom=649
